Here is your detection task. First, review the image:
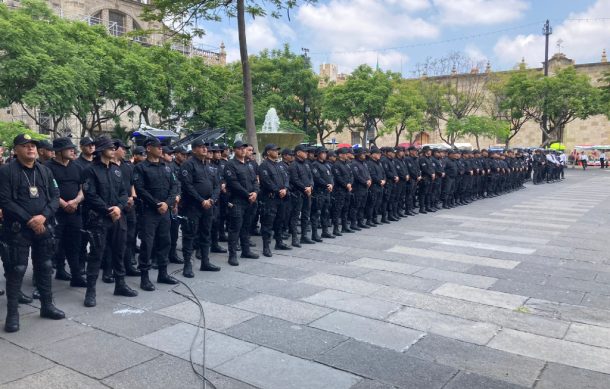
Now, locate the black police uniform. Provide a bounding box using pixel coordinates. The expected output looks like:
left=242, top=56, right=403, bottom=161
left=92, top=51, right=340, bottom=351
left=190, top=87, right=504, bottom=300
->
left=391, top=153, right=407, bottom=218
left=168, top=159, right=184, bottom=264
left=311, top=155, right=334, bottom=240
left=351, top=154, right=371, bottom=228
left=0, top=152, right=65, bottom=332
left=133, top=158, right=179, bottom=288
left=443, top=154, right=458, bottom=207
left=115, top=159, right=139, bottom=276
left=225, top=155, right=259, bottom=265
left=431, top=155, right=444, bottom=208
left=72, top=153, right=94, bottom=273
left=365, top=153, right=385, bottom=224
left=406, top=152, right=421, bottom=213
left=331, top=154, right=354, bottom=233
left=179, top=155, right=221, bottom=275
left=380, top=152, right=398, bottom=222
left=418, top=152, right=435, bottom=213
left=278, top=154, right=292, bottom=238
left=288, top=153, right=315, bottom=245
left=259, top=155, right=290, bottom=254
left=46, top=156, right=86, bottom=286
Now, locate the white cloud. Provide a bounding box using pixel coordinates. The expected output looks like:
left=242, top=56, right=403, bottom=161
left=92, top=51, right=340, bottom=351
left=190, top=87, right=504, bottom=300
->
left=493, top=0, right=610, bottom=67
left=328, top=50, right=409, bottom=74
left=464, top=44, right=488, bottom=64
left=386, top=0, right=431, bottom=12
left=297, top=0, right=439, bottom=48
left=433, top=0, right=529, bottom=26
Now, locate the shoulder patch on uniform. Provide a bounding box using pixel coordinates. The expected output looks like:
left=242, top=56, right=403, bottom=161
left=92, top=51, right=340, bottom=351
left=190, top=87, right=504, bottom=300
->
left=133, top=173, right=139, bottom=181
left=52, top=179, right=58, bottom=188
left=165, top=166, right=171, bottom=173
left=182, top=169, right=189, bottom=177
left=114, top=170, right=122, bottom=178
left=262, top=170, right=269, bottom=176
left=225, top=169, right=232, bottom=177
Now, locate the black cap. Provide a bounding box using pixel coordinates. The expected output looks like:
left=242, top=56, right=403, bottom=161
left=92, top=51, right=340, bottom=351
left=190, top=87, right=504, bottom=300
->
left=307, top=146, right=317, bottom=153
left=192, top=139, right=207, bottom=148
left=80, top=137, right=94, bottom=146
left=407, top=146, right=417, bottom=151
left=162, top=146, right=174, bottom=154
left=370, top=146, right=381, bottom=154
left=327, top=150, right=336, bottom=157
left=264, top=144, right=281, bottom=154
left=448, top=149, right=459, bottom=155
left=294, top=144, right=308, bottom=153
left=421, top=146, right=431, bottom=151
left=233, top=140, right=249, bottom=149
left=209, top=144, right=220, bottom=152
left=337, top=147, right=350, bottom=155
left=353, top=148, right=366, bottom=155
left=38, top=140, right=53, bottom=150
left=174, top=146, right=187, bottom=154
left=95, top=137, right=115, bottom=152
left=144, top=137, right=161, bottom=148
left=113, top=139, right=130, bottom=150
left=53, top=137, right=76, bottom=152
left=13, top=133, right=40, bottom=147
left=395, top=146, right=405, bottom=152
left=217, top=143, right=227, bottom=151
left=133, top=146, right=146, bottom=156
left=315, top=147, right=328, bottom=155
left=281, top=148, right=294, bottom=156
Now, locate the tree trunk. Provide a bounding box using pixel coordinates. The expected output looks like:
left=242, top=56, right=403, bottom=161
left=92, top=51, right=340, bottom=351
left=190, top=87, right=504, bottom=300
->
left=237, top=0, right=259, bottom=157
left=475, top=135, right=480, bottom=150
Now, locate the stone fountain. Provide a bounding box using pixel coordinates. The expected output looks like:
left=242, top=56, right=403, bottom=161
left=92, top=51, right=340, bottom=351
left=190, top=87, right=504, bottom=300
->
left=255, top=108, right=304, bottom=151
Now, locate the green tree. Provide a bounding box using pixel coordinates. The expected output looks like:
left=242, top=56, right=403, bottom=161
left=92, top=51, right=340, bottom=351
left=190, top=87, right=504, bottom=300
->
left=323, top=65, right=394, bottom=145
left=0, top=121, right=48, bottom=148
left=446, top=116, right=510, bottom=149
left=525, top=67, right=602, bottom=146
left=381, top=80, right=428, bottom=146
left=143, top=0, right=317, bottom=154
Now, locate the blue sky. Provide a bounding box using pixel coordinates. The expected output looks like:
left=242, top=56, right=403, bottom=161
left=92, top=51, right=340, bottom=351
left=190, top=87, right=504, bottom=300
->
left=194, top=0, right=610, bottom=77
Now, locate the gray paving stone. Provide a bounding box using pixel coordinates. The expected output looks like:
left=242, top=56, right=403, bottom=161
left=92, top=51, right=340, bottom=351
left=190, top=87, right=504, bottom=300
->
left=372, top=287, right=569, bottom=338
left=387, top=246, right=520, bottom=269
left=417, top=236, right=537, bottom=254
left=315, top=339, right=457, bottom=389
left=71, top=304, right=179, bottom=339
left=387, top=307, right=499, bottom=345
left=564, top=322, right=610, bottom=349
left=310, top=311, right=424, bottom=351
left=413, top=267, right=497, bottom=288
left=349, top=379, right=397, bottom=389
left=466, top=265, right=549, bottom=285
left=535, top=362, right=610, bottom=389
left=34, top=331, right=161, bottom=379
left=303, top=289, right=402, bottom=320
left=490, top=279, right=585, bottom=305
left=215, top=347, right=361, bottom=389
left=433, top=283, right=528, bottom=310
left=407, top=334, right=544, bottom=387
left=0, top=339, right=55, bottom=384
left=2, top=366, right=107, bottom=389
left=232, top=294, right=332, bottom=324
left=300, top=273, right=385, bottom=295
left=488, top=328, right=610, bottom=374
left=259, top=255, right=374, bottom=278
left=0, top=316, right=92, bottom=350
left=580, top=293, right=610, bottom=310
left=225, top=315, right=348, bottom=359
left=156, top=300, right=257, bottom=331
left=350, top=248, right=474, bottom=272
left=180, top=281, right=256, bottom=305
left=443, top=371, right=529, bottom=389
left=358, top=270, right=442, bottom=293
left=237, top=261, right=314, bottom=280
left=525, top=298, right=610, bottom=328
left=349, top=257, right=423, bottom=275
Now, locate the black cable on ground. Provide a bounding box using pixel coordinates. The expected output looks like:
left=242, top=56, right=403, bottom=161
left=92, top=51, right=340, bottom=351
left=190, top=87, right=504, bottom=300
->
left=170, top=268, right=217, bottom=389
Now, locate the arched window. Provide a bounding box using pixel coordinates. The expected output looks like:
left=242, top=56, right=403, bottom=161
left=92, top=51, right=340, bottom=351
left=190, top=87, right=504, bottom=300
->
left=108, top=10, right=126, bottom=36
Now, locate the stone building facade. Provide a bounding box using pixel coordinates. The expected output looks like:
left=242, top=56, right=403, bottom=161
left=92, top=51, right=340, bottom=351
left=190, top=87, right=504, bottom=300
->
left=326, top=52, right=610, bottom=151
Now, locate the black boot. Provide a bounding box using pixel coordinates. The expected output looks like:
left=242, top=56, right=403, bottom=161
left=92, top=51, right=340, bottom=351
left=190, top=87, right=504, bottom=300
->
left=114, top=277, right=138, bottom=297
left=321, top=228, right=335, bottom=239
left=4, top=304, right=19, bottom=332
left=350, top=222, right=362, bottom=231
left=125, top=264, right=141, bottom=277
left=291, top=232, right=302, bottom=247
left=419, top=206, right=427, bottom=214
left=169, top=255, right=184, bottom=265
left=275, top=240, right=292, bottom=250
left=228, top=252, right=239, bottom=266
left=4, top=276, right=20, bottom=332
left=241, top=250, right=260, bottom=259
left=332, top=225, right=343, bottom=237
left=102, top=268, right=114, bottom=284
left=381, top=213, right=390, bottom=224
left=84, top=276, right=97, bottom=307
left=358, top=221, right=370, bottom=229
left=211, top=244, right=227, bottom=253
left=18, top=290, right=33, bottom=304
left=200, top=257, right=221, bottom=271
left=341, top=223, right=354, bottom=233
left=312, top=226, right=323, bottom=242
left=40, top=297, right=66, bottom=320
left=263, top=240, right=272, bottom=257
left=32, top=286, right=40, bottom=300
left=55, top=266, right=71, bottom=281
left=301, top=234, right=315, bottom=244
left=140, top=271, right=156, bottom=291
left=183, top=258, right=194, bottom=278
left=157, top=267, right=178, bottom=285
left=70, top=273, right=87, bottom=288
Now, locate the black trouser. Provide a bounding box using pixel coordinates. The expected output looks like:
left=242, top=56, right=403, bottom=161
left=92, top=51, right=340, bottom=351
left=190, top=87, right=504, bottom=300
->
left=442, top=177, right=455, bottom=202
left=86, top=215, right=127, bottom=279
left=137, top=209, right=171, bottom=272
left=350, top=188, right=367, bottom=224
left=383, top=182, right=393, bottom=216
left=78, top=210, right=90, bottom=272
left=260, top=195, right=282, bottom=243
left=123, top=207, right=137, bottom=268
left=433, top=177, right=442, bottom=205
left=332, top=189, right=349, bottom=226
left=53, top=212, right=82, bottom=274
left=290, top=192, right=311, bottom=235
left=395, top=181, right=406, bottom=214
left=279, top=195, right=292, bottom=234
left=228, top=198, right=256, bottom=255
left=311, top=191, right=330, bottom=231
left=366, top=186, right=382, bottom=221
left=3, top=227, right=56, bottom=311
left=418, top=178, right=431, bottom=209
left=181, top=206, right=212, bottom=261
left=169, top=211, right=180, bottom=260
left=600, top=158, right=606, bottom=168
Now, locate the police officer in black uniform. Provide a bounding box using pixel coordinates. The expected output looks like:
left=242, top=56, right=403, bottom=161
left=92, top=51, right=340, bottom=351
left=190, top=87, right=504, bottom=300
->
left=258, top=144, right=292, bottom=256
left=311, top=147, right=334, bottom=241
left=73, top=137, right=95, bottom=276
left=162, top=146, right=184, bottom=265
left=289, top=144, right=315, bottom=246
left=210, top=145, right=228, bottom=254
left=82, top=137, right=138, bottom=307
left=351, top=148, right=372, bottom=229
left=0, top=134, right=66, bottom=332
left=46, top=137, right=87, bottom=287
left=133, top=137, right=179, bottom=291
left=178, top=139, right=221, bottom=277
left=332, top=147, right=354, bottom=234
left=365, top=147, right=385, bottom=225
left=418, top=146, right=436, bottom=213
left=225, top=141, right=259, bottom=266
left=443, top=150, right=459, bottom=208
left=279, top=149, right=293, bottom=239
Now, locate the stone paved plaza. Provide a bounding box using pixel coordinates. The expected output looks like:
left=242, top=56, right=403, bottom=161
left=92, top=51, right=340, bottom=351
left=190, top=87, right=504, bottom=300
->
left=2, top=169, right=610, bottom=389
